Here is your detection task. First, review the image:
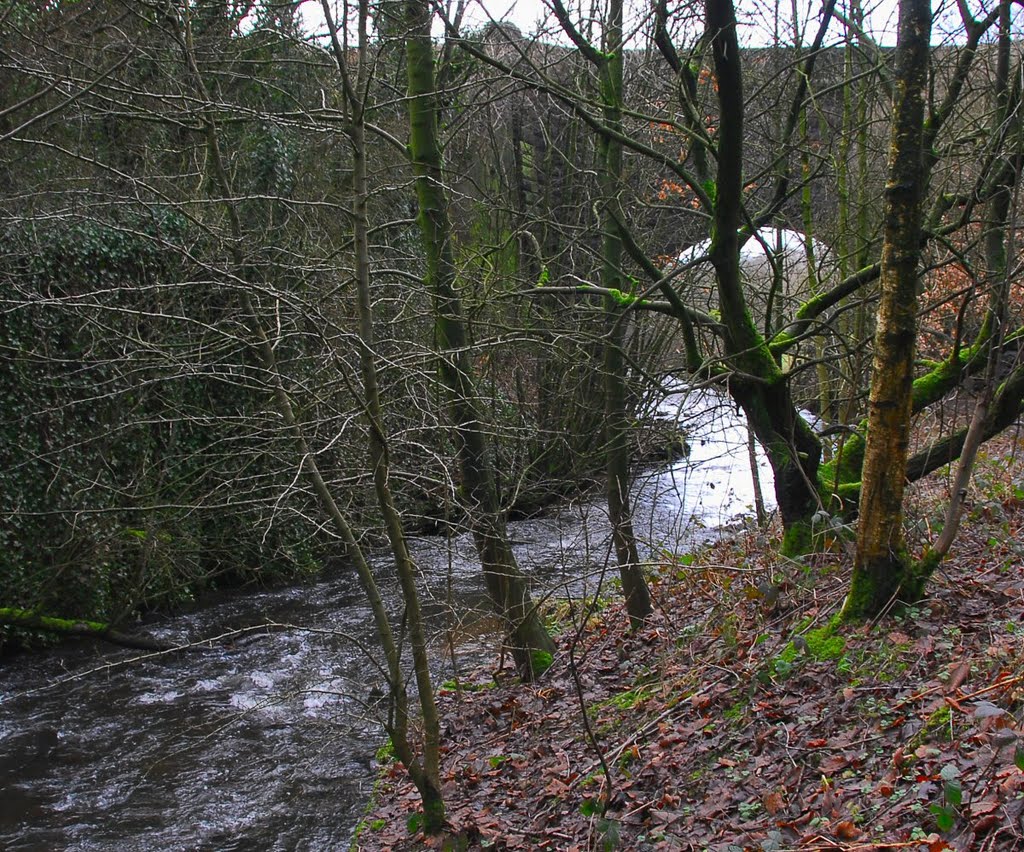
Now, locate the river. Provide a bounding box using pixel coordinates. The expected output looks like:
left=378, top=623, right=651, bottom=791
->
left=0, top=387, right=776, bottom=851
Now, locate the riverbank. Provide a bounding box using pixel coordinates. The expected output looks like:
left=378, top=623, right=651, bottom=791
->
left=356, top=437, right=1024, bottom=850
left=0, top=411, right=687, bottom=657
left=0, top=389, right=738, bottom=850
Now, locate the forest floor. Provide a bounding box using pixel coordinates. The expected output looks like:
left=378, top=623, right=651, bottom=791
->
left=357, top=431, right=1024, bottom=852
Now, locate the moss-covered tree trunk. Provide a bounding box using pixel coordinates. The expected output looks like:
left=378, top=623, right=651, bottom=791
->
left=598, top=0, right=653, bottom=629
left=834, top=4, right=876, bottom=431
left=404, top=0, right=555, bottom=679
left=844, top=0, right=931, bottom=620
left=180, top=2, right=449, bottom=829
left=0, top=607, right=172, bottom=651
left=706, top=0, right=823, bottom=555
left=547, top=0, right=652, bottom=627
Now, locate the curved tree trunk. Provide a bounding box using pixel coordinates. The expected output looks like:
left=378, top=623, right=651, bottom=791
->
left=707, top=0, right=823, bottom=556
left=922, top=2, right=1019, bottom=572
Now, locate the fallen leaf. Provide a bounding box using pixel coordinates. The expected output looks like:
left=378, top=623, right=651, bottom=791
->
left=649, top=809, right=683, bottom=826
left=973, top=700, right=1006, bottom=719
left=544, top=778, right=569, bottom=797
left=834, top=820, right=861, bottom=840
left=974, top=812, right=1001, bottom=834
left=946, top=661, right=971, bottom=693
left=819, top=754, right=851, bottom=774
left=944, top=695, right=965, bottom=712
left=763, top=790, right=785, bottom=815
left=691, top=693, right=711, bottom=711
left=969, top=798, right=1000, bottom=817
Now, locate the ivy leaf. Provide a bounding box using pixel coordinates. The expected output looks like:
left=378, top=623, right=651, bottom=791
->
left=596, top=817, right=620, bottom=851
left=944, top=780, right=962, bottom=807
left=406, top=812, right=423, bottom=834
left=930, top=803, right=955, bottom=832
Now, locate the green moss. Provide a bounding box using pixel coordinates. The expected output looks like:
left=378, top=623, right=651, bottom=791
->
left=605, top=685, right=653, bottom=711
left=723, top=700, right=747, bottom=723
left=0, top=607, right=111, bottom=634
left=606, top=287, right=639, bottom=307
left=849, top=640, right=912, bottom=683
left=350, top=743, right=398, bottom=850
left=835, top=481, right=862, bottom=501
left=702, top=179, right=717, bottom=205
left=911, top=342, right=984, bottom=408
left=439, top=677, right=496, bottom=693
left=907, top=705, right=953, bottom=751
left=904, top=550, right=939, bottom=600
left=818, top=438, right=865, bottom=514
left=543, top=595, right=608, bottom=633
left=776, top=615, right=846, bottom=671
left=781, top=521, right=812, bottom=557
left=821, top=343, right=990, bottom=512
left=375, top=737, right=396, bottom=764
left=421, top=794, right=447, bottom=837
left=768, top=330, right=797, bottom=356
left=841, top=548, right=914, bottom=622
left=792, top=615, right=815, bottom=634
left=531, top=649, right=554, bottom=676
left=805, top=626, right=846, bottom=661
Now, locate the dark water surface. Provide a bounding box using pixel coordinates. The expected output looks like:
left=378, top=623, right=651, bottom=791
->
left=0, top=388, right=774, bottom=851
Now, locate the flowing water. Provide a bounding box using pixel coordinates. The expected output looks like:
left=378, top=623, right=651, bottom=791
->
left=0, top=387, right=777, bottom=851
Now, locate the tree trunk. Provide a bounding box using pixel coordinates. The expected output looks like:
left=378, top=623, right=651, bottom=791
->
left=925, top=2, right=1017, bottom=568
left=547, top=0, right=652, bottom=628
left=0, top=607, right=173, bottom=652
left=404, top=0, right=555, bottom=679
left=706, top=0, right=823, bottom=555
left=325, top=0, right=446, bottom=828
left=844, top=0, right=931, bottom=620
left=180, top=3, right=447, bottom=830
left=599, top=0, right=652, bottom=629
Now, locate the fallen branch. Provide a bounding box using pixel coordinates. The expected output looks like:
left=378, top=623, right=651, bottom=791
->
left=0, top=607, right=174, bottom=652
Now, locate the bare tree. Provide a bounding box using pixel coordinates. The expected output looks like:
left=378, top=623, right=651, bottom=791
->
left=548, top=0, right=653, bottom=628
left=404, top=0, right=556, bottom=679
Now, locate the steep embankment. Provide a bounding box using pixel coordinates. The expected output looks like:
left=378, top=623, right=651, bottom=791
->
left=359, top=435, right=1024, bottom=850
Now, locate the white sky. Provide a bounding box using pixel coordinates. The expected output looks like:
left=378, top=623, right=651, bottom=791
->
left=298, top=0, right=1019, bottom=49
